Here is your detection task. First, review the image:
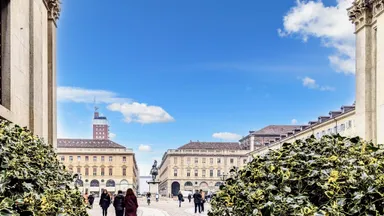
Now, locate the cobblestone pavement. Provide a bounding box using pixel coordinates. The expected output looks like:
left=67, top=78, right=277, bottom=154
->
left=87, top=198, right=211, bottom=216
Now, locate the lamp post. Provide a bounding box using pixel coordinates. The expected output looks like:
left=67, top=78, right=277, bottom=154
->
left=220, top=173, right=227, bottom=184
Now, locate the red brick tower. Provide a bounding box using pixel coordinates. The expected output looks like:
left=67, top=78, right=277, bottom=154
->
left=92, top=106, right=109, bottom=140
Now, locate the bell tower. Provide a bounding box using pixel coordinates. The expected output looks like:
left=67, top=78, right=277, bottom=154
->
left=348, top=0, right=384, bottom=144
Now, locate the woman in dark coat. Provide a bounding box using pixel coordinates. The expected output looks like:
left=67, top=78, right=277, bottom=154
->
left=99, top=189, right=111, bottom=216
left=124, top=188, right=139, bottom=216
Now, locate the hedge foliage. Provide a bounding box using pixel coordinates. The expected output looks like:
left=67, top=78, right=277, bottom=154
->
left=0, top=120, right=88, bottom=215
left=209, top=135, right=384, bottom=215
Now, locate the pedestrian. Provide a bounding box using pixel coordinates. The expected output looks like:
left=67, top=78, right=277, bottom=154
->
left=193, top=190, right=202, bottom=214
left=99, top=189, right=111, bottom=216
left=146, top=192, right=151, bottom=205
left=125, top=188, right=139, bottom=216
left=188, top=194, right=192, bottom=203
left=88, top=193, right=95, bottom=209
left=200, top=190, right=205, bottom=212
left=156, top=193, right=159, bottom=202
left=177, top=191, right=184, bottom=207
left=113, top=190, right=125, bottom=216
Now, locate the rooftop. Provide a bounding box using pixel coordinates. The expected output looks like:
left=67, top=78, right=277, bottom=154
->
left=57, top=139, right=125, bottom=149
left=178, top=141, right=241, bottom=150
left=251, top=125, right=303, bottom=136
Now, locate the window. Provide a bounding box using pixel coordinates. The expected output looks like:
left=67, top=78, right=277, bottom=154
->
left=101, top=168, right=105, bottom=176
left=316, top=132, right=320, bottom=139
left=101, top=156, right=105, bottom=162
left=230, top=158, right=234, bottom=164
left=340, top=124, right=345, bottom=132
left=327, top=128, right=332, bottom=134
left=174, top=169, right=178, bottom=177
left=333, top=126, right=337, bottom=134
left=109, top=168, right=113, bottom=176
left=85, top=168, right=89, bottom=176
left=85, top=156, right=89, bottom=161
left=217, top=170, right=221, bottom=177
left=174, top=157, right=178, bottom=163
left=210, top=169, right=214, bottom=177
left=202, top=169, right=206, bottom=177
left=69, top=167, right=73, bottom=173
left=210, top=158, right=213, bottom=164
left=123, top=157, right=126, bottom=162
left=347, top=120, right=352, bottom=129
left=194, top=169, right=198, bottom=177
left=202, top=158, right=206, bottom=163
left=187, top=170, right=191, bottom=177
left=77, top=167, right=81, bottom=173
left=93, top=168, right=97, bottom=176
left=77, top=156, right=81, bottom=161
left=187, top=158, right=191, bottom=164
left=93, top=156, right=97, bottom=162
left=109, top=156, right=113, bottom=162
left=194, top=158, right=198, bottom=164
left=69, top=156, right=73, bottom=161
left=243, top=159, right=247, bottom=164
left=122, top=168, right=127, bottom=176
left=217, top=158, right=221, bottom=164
left=60, top=156, right=65, bottom=161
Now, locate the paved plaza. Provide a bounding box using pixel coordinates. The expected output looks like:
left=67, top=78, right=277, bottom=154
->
left=88, top=198, right=210, bottom=216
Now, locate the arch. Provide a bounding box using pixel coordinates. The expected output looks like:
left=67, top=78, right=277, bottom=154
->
left=200, top=181, right=208, bottom=190
left=184, top=181, right=193, bottom=186
left=171, top=182, right=180, bottom=196
left=90, top=179, right=99, bottom=187
left=120, top=180, right=129, bottom=185
left=75, top=179, right=84, bottom=187
left=106, top=179, right=115, bottom=187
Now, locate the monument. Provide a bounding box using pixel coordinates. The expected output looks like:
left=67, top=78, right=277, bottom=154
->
left=147, top=160, right=160, bottom=196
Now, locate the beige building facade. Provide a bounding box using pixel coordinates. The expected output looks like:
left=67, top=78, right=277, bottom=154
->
left=0, top=0, right=59, bottom=147
left=159, top=142, right=249, bottom=196
left=348, top=0, right=384, bottom=144
left=248, top=105, right=356, bottom=157
left=57, top=139, right=139, bottom=197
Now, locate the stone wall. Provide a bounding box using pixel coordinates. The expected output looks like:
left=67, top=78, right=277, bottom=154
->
left=0, top=0, right=59, bottom=147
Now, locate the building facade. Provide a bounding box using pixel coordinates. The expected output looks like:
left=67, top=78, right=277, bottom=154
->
left=0, top=0, right=59, bottom=147
left=248, top=104, right=356, bottom=157
left=57, top=139, right=139, bottom=197
left=240, top=125, right=303, bottom=151
left=348, top=0, right=384, bottom=144
left=158, top=141, right=249, bottom=197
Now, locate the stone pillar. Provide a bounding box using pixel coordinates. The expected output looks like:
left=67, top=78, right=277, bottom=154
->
left=348, top=0, right=384, bottom=144
left=46, top=0, right=60, bottom=148
left=250, top=136, right=255, bottom=151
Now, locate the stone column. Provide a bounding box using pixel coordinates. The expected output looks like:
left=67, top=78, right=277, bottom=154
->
left=46, top=0, right=60, bottom=148
left=348, top=0, right=384, bottom=143
left=250, top=136, right=255, bottom=151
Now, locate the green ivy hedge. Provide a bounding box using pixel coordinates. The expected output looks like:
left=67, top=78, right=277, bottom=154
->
left=209, top=135, right=384, bottom=215
left=0, top=120, right=88, bottom=215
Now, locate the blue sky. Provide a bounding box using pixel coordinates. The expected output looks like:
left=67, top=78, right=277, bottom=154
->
left=57, top=0, right=356, bottom=174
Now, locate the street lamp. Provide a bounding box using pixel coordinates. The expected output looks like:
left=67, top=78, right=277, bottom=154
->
left=220, top=173, right=227, bottom=183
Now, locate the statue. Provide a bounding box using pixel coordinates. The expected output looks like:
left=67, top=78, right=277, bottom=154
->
left=149, top=160, right=159, bottom=182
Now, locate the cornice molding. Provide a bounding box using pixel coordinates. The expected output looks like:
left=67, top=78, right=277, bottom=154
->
left=43, top=0, right=61, bottom=21
left=348, top=0, right=384, bottom=29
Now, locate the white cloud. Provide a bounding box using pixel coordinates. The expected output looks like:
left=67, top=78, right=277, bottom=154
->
left=57, top=86, right=130, bottom=104
left=291, top=119, right=298, bottom=125
left=107, top=102, right=175, bottom=124
left=138, top=144, right=152, bottom=152
left=302, top=77, right=335, bottom=91
left=109, top=132, right=116, bottom=139
left=278, top=0, right=355, bottom=74
left=212, top=132, right=242, bottom=141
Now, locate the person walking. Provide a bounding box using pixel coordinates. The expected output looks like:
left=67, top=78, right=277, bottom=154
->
left=200, top=190, right=206, bottom=212
left=177, top=191, right=184, bottom=207
left=99, top=189, right=111, bottom=216
left=146, top=192, right=151, bottom=205
left=155, top=193, right=159, bottom=202
left=88, top=193, right=95, bottom=209
left=113, top=190, right=125, bottom=216
left=193, top=190, right=202, bottom=214
left=188, top=194, right=192, bottom=203
left=124, top=188, right=139, bottom=216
